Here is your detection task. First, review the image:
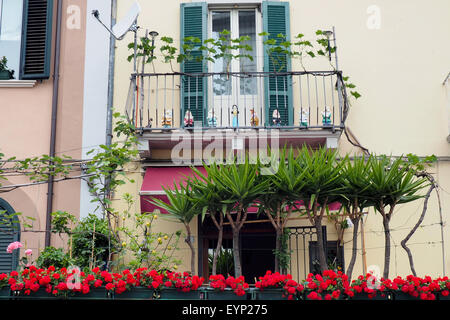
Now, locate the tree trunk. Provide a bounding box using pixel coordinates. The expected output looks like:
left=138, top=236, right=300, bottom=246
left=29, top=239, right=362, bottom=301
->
left=211, top=214, right=224, bottom=275
left=275, top=228, right=282, bottom=273
left=315, top=219, right=328, bottom=272
left=346, top=216, right=361, bottom=280
left=184, top=223, right=195, bottom=275
left=401, top=183, right=434, bottom=276
left=382, top=217, right=391, bottom=279
left=232, top=231, right=242, bottom=277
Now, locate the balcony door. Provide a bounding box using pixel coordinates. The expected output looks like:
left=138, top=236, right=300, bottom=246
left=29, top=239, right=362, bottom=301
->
left=208, top=8, right=263, bottom=128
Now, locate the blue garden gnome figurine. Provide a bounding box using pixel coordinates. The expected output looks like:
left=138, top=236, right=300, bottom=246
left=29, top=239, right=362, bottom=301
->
left=231, top=105, right=239, bottom=128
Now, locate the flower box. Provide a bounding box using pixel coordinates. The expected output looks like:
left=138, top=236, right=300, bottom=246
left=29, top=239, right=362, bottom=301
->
left=251, top=288, right=289, bottom=300
left=438, top=292, right=450, bottom=301
left=349, top=292, right=392, bottom=300
left=157, top=288, right=203, bottom=300
left=70, top=287, right=110, bottom=300
left=112, top=287, right=154, bottom=300
left=392, top=291, right=421, bottom=300
left=0, top=287, right=11, bottom=300
left=11, top=288, right=58, bottom=300
left=203, top=288, right=248, bottom=300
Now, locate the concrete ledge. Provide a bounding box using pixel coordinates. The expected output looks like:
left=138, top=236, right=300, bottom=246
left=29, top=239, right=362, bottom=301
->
left=0, top=80, right=36, bottom=88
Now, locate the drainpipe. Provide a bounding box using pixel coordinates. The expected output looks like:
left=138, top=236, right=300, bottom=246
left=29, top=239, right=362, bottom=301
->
left=104, top=0, right=117, bottom=204
left=45, top=0, right=63, bottom=247
left=106, top=0, right=116, bottom=148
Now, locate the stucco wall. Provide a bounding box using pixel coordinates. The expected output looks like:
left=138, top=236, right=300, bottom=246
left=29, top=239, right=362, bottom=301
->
left=112, top=0, right=450, bottom=277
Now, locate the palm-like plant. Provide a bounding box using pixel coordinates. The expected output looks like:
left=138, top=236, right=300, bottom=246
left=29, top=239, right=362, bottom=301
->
left=259, top=147, right=307, bottom=273
left=296, top=146, right=345, bottom=272
left=147, top=180, right=199, bottom=274
left=339, top=155, right=374, bottom=280
left=368, top=155, right=429, bottom=278
left=189, top=165, right=229, bottom=275
left=207, top=156, right=269, bottom=277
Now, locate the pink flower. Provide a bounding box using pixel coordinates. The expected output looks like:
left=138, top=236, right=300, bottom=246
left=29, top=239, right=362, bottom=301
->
left=6, top=241, right=23, bottom=253
left=25, top=249, right=32, bottom=256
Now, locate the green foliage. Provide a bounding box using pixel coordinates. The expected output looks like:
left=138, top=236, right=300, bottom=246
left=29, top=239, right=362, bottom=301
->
left=0, top=56, right=14, bottom=76
left=118, top=194, right=182, bottom=271
left=71, top=214, right=114, bottom=270
left=127, top=36, right=157, bottom=65
left=51, top=211, right=76, bottom=235
left=272, top=228, right=292, bottom=272
left=36, top=246, right=72, bottom=269
left=208, top=248, right=234, bottom=276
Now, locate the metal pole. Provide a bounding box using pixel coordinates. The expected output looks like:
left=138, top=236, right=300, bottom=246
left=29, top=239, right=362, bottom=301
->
left=45, top=0, right=63, bottom=247
left=360, top=216, right=367, bottom=275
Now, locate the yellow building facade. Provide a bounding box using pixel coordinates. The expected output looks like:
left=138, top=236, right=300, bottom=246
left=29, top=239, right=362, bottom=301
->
left=111, top=0, right=450, bottom=281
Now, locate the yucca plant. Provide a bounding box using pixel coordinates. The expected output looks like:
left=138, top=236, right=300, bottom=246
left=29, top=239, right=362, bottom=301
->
left=258, top=147, right=307, bottom=273
left=147, top=180, right=199, bottom=274
left=339, top=155, right=374, bottom=280
left=368, top=155, right=429, bottom=278
left=207, top=156, right=269, bottom=277
left=189, top=164, right=230, bottom=275
left=296, top=146, right=345, bottom=272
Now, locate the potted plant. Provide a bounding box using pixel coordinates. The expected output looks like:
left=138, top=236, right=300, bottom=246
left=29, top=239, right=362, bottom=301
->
left=204, top=274, right=249, bottom=300
left=0, top=56, right=14, bottom=80
left=390, top=275, right=437, bottom=301
left=303, top=270, right=349, bottom=300
left=253, top=271, right=302, bottom=300
left=156, top=271, right=204, bottom=300
left=346, top=273, right=392, bottom=300
left=0, top=273, right=11, bottom=299
left=111, top=268, right=156, bottom=300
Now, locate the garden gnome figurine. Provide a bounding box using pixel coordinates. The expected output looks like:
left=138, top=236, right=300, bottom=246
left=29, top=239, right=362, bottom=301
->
left=161, top=110, right=172, bottom=128
left=207, top=109, right=217, bottom=127
left=250, top=107, right=259, bottom=126
left=231, top=105, right=239, bottom=128
left=321, top=106, right=331, bottom=126
left=272, top=109, right=281, bottom=126
left=184, top=110, right=194, bottom=127
left=300, top=109, right=309, bottom=127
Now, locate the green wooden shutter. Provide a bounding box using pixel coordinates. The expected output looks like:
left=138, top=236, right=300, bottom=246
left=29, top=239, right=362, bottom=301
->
left=262, top=1, right=293, bottom=126
left=0, top=199, right=20, bottom=273
left=20, top=0, right=54, bottom=80
left=180, top=2, right=207, bottom=126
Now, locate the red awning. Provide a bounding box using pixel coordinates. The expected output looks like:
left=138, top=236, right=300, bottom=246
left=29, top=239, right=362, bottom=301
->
left=140, top=166, right=206, bottom=214
left=139, top=166, right=341, bottom=214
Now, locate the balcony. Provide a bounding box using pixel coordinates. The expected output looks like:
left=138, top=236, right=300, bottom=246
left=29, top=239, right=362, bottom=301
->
left=125, top=70, right=349, bottom=159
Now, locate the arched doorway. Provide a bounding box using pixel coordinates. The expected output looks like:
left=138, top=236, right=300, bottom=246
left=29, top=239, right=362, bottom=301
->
left=0, top=198, right=20, bottom=272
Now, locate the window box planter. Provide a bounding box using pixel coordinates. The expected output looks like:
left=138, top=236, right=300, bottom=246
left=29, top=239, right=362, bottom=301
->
left=349, top=292, right=392, bottom=301
left=0, top=70, right=13, bottom=80
left=112, top=287, right=154, bottom=300
left=203, top=288, right=248, bottom=300
left=70, top=287, right=110, bottom=300
left=0, top=287, right=11, bottom=300
left=251, top=288, right=290, bottom=300
left=438, top=292, right=450, bottom=301
left=392, top=291, right=421, bottom=300
left=11, top=288, right=59, bottom=300
left=156, top=288, right=203, bottom=300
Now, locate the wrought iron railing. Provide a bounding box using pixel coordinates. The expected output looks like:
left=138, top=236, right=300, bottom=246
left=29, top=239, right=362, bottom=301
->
left=125, top=71, right=348, bottom=131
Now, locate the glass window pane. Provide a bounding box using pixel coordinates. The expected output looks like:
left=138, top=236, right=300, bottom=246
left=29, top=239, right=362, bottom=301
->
left=239, top=10, right=256, bottom=95
left=212, top=11, right=231, bottom=96
left=0, top=0, right=24, bottom=79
